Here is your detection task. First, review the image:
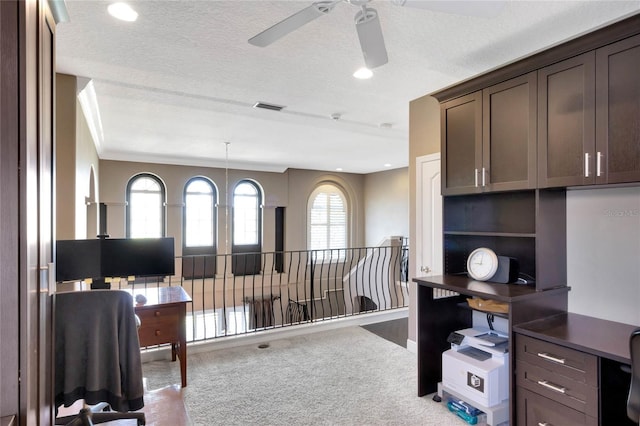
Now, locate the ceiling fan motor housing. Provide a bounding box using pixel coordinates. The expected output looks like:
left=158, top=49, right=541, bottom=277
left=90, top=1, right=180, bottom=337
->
left=354, top=7, right=388, bottom=69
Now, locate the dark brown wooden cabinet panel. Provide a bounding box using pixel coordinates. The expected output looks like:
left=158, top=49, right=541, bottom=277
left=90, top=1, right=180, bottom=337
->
left=538, top=52, right=596, bottom=188
left=482, top=72, right=537, bottom=192
left=540, top=36, right=640, bottom=188
left=517, top=387, right=597, bottom=426
left=442, top=73, right=537, bottom=195
left=596, top=34, right=640, bottom=184
left=441, top=91, right=482, bottom=195
left=442, top=189, right=565, bottom=289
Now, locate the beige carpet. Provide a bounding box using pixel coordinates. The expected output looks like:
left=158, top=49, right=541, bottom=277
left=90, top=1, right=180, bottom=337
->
left=142, top=326, right=469, bottom=426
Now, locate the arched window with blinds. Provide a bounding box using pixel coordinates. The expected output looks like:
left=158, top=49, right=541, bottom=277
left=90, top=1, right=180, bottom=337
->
left=308, top=183, right=348, bottom=260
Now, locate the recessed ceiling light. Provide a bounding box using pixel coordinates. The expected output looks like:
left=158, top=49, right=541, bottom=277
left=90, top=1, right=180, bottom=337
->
left=336, top=168, right=343, bottom=172
left=384, top=163, right=392, bottom=168
left=108, top=2, right=138, bottom=22
left=353, top=67, right=373, bottom=80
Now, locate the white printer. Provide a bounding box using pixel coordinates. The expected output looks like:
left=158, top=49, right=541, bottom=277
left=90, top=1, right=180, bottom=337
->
left=442, top=327, right=509, bottom=408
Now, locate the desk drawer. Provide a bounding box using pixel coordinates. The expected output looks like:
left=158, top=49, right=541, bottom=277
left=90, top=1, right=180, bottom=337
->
left=516, top=334, right=597, bottom=386
left=517, top=387, right=597, bottom=426
left=136, top=305, right=181, bottom=346
left=516, top=359, right=598, bottom=417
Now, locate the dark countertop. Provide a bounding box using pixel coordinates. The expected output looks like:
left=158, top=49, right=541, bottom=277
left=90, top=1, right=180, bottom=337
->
left=513, top=312, right=639, bottom=364
left=413, top=274, right=569, bottom=303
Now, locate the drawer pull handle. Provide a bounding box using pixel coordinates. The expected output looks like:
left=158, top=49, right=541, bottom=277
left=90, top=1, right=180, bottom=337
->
left=537, top=380, right=566, bottom=394
left=538, top=423, right=551, bottom=426
left=537, top=352, right=565, bottom=364
left=155, top=330, right=161, bottom=336
left=155, top=311, right=161, bottom=317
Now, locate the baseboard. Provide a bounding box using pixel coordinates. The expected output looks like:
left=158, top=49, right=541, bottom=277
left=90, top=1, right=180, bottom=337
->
left=406, top=338, right=417, bottom=354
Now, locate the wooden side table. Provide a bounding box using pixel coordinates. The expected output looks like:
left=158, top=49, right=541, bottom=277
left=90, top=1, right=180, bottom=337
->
left=132, top=286, right=192, bottom=387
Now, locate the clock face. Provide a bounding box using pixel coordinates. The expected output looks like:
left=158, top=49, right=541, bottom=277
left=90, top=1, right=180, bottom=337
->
left=467, top=247, right=499, bottom=281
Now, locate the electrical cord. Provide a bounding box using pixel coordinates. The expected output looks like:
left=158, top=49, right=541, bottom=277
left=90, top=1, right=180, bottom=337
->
left=486, top=313, right=495, bottom=330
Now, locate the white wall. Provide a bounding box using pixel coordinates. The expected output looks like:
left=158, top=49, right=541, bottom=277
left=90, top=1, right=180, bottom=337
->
left=364, top=167, right=409, bottom=246
left=75, top=100, right=100, bottom=239
left=567, top=186, right=640, bottom=325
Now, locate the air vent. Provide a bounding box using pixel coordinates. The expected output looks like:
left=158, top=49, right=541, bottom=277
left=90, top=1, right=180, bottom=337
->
left=253, top=101, right=285, bottom=112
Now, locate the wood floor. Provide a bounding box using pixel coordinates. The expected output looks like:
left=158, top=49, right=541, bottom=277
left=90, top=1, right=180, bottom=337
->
left=361, top=317, right=408, bottom=348
left=56, top=383, right=191, bottom=425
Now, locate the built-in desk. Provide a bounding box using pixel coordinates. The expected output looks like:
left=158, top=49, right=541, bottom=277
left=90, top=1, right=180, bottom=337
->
left=514, top=313, right=638, bottom=425
left=415, top=275, right=570, bottom=424
left=130, top=286, right=192, bottom=387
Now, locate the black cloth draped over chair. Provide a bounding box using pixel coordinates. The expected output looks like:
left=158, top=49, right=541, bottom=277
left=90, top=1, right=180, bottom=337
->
left=54, top=290, right=145, bottom=425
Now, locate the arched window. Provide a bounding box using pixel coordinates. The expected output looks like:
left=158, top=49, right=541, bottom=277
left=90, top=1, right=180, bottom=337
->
left=184, top=177, right=217, bottom=248
left=182, top=177, right=217, bottom=278
left=233, top=181, right=261, bottom=245
left=232, top=180, right=263, bottom=275
left=126, top=173, right=166, bottom=238
left=308, top=184, right=348, bottom=259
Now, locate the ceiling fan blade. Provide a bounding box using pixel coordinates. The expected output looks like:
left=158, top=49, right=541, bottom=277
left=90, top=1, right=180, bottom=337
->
left=355, top=7, right=388, bottom=69
left=391, top=0, right=506, bottom=18
left=248, top=1, right=339, bottom=47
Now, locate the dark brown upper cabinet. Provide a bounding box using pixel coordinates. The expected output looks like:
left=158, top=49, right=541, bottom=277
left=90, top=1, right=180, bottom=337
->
left=441, top=73, right=537, bottom=195
left=539, top=34, right=640, bottom=188
left=538, top=52, right=596, bottom=188
left=595, top=34, right=640, bottom=185
left=482, top=72, right=537, bottom=192
left=441, top=91, right=482, bottom=195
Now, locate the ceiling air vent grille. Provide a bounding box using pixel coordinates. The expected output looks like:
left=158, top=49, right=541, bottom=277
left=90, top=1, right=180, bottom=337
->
left=253, top=101, right=285, bottom=112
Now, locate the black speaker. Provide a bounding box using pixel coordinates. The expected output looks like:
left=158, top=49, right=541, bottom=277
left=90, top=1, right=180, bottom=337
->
left=491, top=256, right=519, bottom=283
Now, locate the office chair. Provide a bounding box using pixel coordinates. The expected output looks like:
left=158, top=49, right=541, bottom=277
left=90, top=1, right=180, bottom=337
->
left=54, top=290, right=146, bottom=425
left=628, top=328, right=640, bottom=423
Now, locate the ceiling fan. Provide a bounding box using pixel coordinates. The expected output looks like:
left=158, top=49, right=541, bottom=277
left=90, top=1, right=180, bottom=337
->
left=248, top=0, right=388, bottom=69
left=248, top=0, right=506, bottom=70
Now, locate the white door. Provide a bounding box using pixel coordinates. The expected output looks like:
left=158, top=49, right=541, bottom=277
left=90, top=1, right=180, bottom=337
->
left=408, top=153, right=442, bottom=352
left=415, top=153, right=442, bottom=277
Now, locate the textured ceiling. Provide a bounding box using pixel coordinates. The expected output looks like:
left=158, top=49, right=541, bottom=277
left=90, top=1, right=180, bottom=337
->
left=56, top=1, right=640, bottom=174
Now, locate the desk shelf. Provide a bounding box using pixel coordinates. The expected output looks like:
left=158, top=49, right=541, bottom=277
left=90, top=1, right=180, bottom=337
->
left=414, top=276, right=570, bottom=424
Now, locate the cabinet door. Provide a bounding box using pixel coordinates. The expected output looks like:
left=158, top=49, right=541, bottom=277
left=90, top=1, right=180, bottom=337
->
left=517, top=387, right=597, bottom=426
left=596, top=34, right=640, bottom=185
left=483, top=72, right=537, bottom=192
left=441, top=91, right=482, bottom=195
left=538, top=52, right=595, bottom=188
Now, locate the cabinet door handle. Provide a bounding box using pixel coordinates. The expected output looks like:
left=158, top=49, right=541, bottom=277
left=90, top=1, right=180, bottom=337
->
left=597, top=151, right=603, bottom=177
left=482, top=167, right=486, bottom=186
left=538, top=423, right=551, bottom=426
left=537, top=380, right=566, bottom=394
left=474, top=169, right=479, bottom=187
left=584, top=153, right=590, bottom=177
left=537, top=352, right=566, bottom=364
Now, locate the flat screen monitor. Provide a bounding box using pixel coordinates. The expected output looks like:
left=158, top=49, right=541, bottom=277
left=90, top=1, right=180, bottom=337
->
left=55, top=237, right=175, bottom=282
left=56, top=239, right=102, bottom=282
left=101, top=237, right=175, bottom=278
